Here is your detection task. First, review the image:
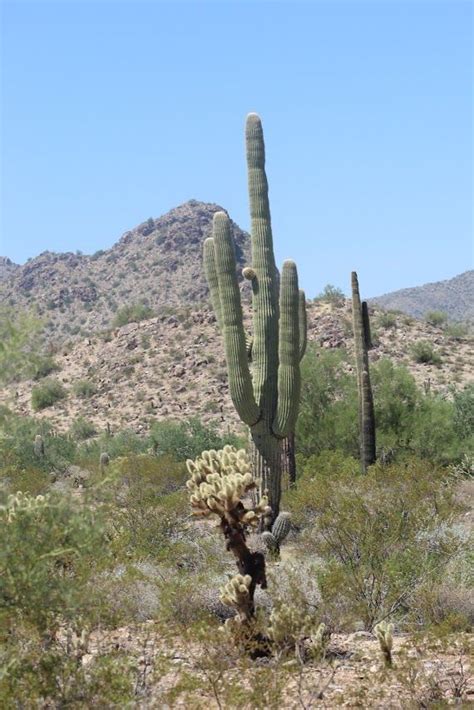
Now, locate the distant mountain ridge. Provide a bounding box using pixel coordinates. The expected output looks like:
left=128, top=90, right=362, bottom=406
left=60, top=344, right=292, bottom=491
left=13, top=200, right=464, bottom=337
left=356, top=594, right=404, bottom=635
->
left=370, top=270, right=474, bottom=323
left=0, top=200, right=250, bottom=339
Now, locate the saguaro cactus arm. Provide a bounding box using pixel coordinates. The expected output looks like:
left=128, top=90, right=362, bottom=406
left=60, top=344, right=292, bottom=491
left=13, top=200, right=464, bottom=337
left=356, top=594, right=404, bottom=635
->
left=210, top=212, right=260, bottom=426
left=203, top=237, right=223, bottom=329
left=246, top=114, right=279, bottom=410
left=273, top=260, right=301, bottom=438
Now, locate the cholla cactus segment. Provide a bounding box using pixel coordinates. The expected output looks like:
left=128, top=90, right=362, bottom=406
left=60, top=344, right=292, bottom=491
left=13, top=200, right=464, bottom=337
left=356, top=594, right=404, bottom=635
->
left=309, top=623, right=330, bottom=661
left=0, top=491, right=49, bottom=523
left=99, top=452, right=110, bottom=468
left=374, top=621, right=394, bottom=668
left=186, top=446, right=268, bottom=524
left=219, top=574, right=253, bottom=620
left=267, top=603, right=314, bottom=650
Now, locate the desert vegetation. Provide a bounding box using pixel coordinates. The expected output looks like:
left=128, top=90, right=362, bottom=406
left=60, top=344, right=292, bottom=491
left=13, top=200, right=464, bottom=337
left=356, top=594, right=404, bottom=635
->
left=0, top=115, right=472, bottom=707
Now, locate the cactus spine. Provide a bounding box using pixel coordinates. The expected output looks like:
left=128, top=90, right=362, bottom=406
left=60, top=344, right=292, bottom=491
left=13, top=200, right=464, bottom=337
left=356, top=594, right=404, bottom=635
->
left=204, top=114, right=306, bottom=520
left=351, top=272, right=376, bottom=472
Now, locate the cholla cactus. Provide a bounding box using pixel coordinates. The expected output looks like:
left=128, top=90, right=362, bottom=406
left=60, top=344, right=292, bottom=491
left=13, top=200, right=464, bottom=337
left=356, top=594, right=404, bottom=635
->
left=262, top=511, right=291, bottom=557
left=374, top=620, right=394, bottom=668
left=187, top=445, right=270, bottom=525
left=267, top=603, right=314, bottom=651
left=0, top=491, right=48, bottom=523
left=187, top=445, right=268, bottom=623
left=309, top=623, right=330, bottom=661
left=219, top=574, right=253, bottom=622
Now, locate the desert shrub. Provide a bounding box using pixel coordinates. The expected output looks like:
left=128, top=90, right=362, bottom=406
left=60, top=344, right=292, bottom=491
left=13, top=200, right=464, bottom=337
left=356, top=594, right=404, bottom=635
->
left=445, top=322, right=469, bottom=340
left=371, top=359, right=420, bottom=451
left=452, top=383, right=474, bottom=444
left=106, top=455, right=189, bottom=560
left=31, top=355, right=59, bottom=380
left=285, top=451, right=359, bottom=527
left=31, top=379, right=67, bottom=411
left=0, top=307, right=44, bottom=384
left=410, top=395, right=462, bottom=463
left=287, top=459, right=462, bottom=630
left=78, top=428, right=149, bottom=462
left=297, top=346, right=359, bottom=459
left=111, top=303, right=154, bottom=328
left=0, top=414, right=76, bottom=486
left=411, top=340, right=442, bottom=365
left=377, top=311, right=397, bottom=329
left=314, top=284, right=345, bottom=306
left=425, top=310, right=448, bottom=327
left=72, top=379, right=97, bottom=398
left=150, top=417, right=241, bottom=461
left=0, top=490, right=106, bottom=633
left=70, top=417, right=97, bottom=441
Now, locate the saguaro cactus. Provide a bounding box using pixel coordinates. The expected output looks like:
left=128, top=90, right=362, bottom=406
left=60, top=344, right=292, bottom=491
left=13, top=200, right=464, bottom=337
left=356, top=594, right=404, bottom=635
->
left=351, top=272, right=376, bottom=472
left=204, top=114, right=307, bottom=520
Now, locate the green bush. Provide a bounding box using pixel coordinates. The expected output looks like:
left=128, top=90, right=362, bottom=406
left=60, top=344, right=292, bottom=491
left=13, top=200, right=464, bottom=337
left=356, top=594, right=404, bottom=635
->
left=452, top=383, right=474, bottom=443
left=107, top=455, right=189, bottom=560
left=0, top=307, right=44, bottom=384
left=70, top=416, right=97, bottom=441
left=297, top=345, right=359, bottom=459
left=150, top=417, right=242, bottom=461
left=410, top=340, right=442, bottom=366
left=425, top=310, right=448, bottom=327
left=31, top=356, right=59, bottom=380
left=287, top=459, right=463, bottom=630
left=0, top=414, right=77, bottom=487
left=0, top=490, right=106, bottom=632
left=78, top=428, right=149, bottom=462
left=31, top=379, right=67, bottom=411
left=445, top=322, right=469, bottom=340
left=72, top=379, right=97, bottom=398
left=111, top=303, right=154, bottom=328
left=314, top=283, right=345, bottom=306
left=377, top=311, right=397, bottom=329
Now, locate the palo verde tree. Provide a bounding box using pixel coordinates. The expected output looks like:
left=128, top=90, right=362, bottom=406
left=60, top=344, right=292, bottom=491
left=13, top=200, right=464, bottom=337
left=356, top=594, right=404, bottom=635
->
left=204, top=114, right=307, bottom=521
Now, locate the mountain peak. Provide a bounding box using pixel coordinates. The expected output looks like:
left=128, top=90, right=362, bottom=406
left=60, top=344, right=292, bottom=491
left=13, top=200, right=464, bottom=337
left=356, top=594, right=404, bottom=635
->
left=0, top=201, right=250, bottom=337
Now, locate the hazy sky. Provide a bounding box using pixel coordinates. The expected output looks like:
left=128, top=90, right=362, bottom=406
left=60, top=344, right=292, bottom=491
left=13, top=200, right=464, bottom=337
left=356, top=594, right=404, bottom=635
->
left=1, top=0, right=472, bottom=297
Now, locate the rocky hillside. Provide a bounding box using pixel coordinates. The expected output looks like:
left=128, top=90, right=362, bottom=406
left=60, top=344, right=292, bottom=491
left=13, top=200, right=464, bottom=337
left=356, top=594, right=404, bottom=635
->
left=2, top=300, right=472, bottom=436
left=0, top=201, right=250, bottom=339
left=371, top=270, right=474, bottom=323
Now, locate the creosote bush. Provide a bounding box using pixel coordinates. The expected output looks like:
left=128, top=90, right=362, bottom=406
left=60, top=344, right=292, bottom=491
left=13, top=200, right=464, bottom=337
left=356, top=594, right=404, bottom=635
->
left=72, top=379, right=97, bottom=398
left=111, top=303, right=154, bottom=328
left=31, top=378, right=67, bottom=411
left=285, top=458, right=464, bottom=630
left=411, top=340, right=442, bottom=366
left=150, top=417, right=241, bottom=461
left=425, top=310, right=448, bottom=327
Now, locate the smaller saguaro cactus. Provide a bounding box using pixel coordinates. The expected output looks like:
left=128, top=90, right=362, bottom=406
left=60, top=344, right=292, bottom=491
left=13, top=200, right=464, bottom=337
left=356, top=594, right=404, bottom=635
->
left=374, top=621, right=394, bottom=668
left=351, top=272, right=376, bottom=473
left=33, top=434, right=45, bottom=457
left=187, top=445, right=270, bottom=623
left=261, top=511, right=292, bottom=557
left=99, top=452, right=110, bottom=472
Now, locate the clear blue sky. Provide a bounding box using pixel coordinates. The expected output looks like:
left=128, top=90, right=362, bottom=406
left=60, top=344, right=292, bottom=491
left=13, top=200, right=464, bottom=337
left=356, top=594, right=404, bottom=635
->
left=1, top=0, right=472, bottom=297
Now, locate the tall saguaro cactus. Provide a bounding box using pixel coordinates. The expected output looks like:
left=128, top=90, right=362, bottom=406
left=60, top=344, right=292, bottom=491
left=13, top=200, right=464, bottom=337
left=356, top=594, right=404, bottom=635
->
left=351, top=272, right=376, bottom=472
left=204, top=114, right=307, bottom=520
